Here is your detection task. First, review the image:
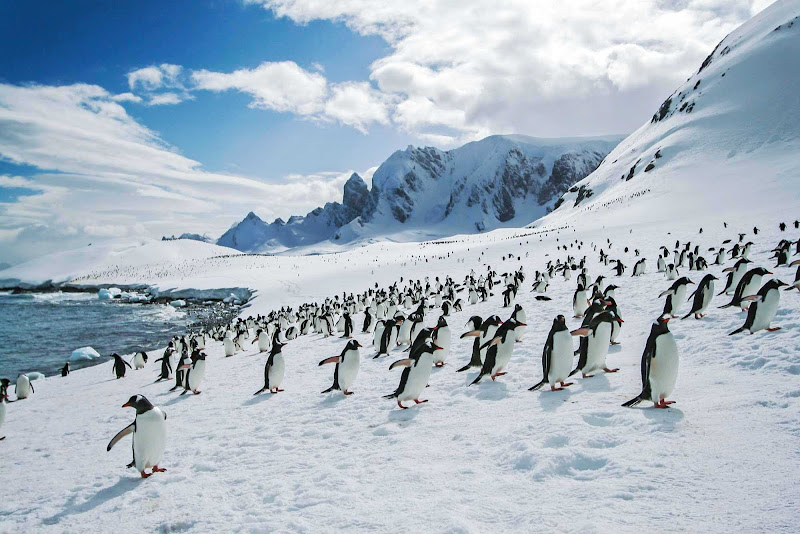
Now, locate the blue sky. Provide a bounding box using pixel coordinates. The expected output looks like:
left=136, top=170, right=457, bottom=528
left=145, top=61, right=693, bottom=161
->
left=0, top=0, right=772, bottom=263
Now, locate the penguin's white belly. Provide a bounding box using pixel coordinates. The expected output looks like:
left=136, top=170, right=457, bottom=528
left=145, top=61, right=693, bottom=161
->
left=585, top=323, right=612, bottom=373
left=657, top=257, right=665, bottom=272
left=134, top=408, right=167, bottom=472
left=338, top=352, right=360, bottom=391
left=729, top=270, right=745, bottom=293
left=574, top=292, right=588, bottom=316
left=132, top=353, right=146, bottom=369
left=433, top=329, right=451, bottom=364
left=15, top=378, right=31, bottom=399
left=399, top=356, right=433, bottom=401
left=549, top=331, right=574, bottom=385
left=493, top=340, right=515, bottom=374
left=673, top=286, right=687, bottom=314
left=373, top=325, right=385, bottom=347
left=188, top=360, right=206, bottom=391
left=751, top=290, right=780, bottom=332
left=610, top=320, right=621, bottom=343
left=397, top=321, right=413, bottom=344
left=740, top=276, right=762, bottom=309
left=223, top=338, right=235, bottom=356
left=257, top=333, right=269, bottom=352
left=698, top=283, right=714, bottom=314
left=649, top=334, right=679, bottom=402
left=269, top=354, right=285, bottom=388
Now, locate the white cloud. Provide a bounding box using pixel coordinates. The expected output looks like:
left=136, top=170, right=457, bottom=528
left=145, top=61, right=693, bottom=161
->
left=127, top=63, right=184, bottom=91
left=147, top=92, right=189, bottom=106
left=111, top=92, right=143, bottom=103
left=247, top=0, right=767, bottom=145
left=323, top=82, right=390, bottom=133
left=0, top=83, right=380, bottom=263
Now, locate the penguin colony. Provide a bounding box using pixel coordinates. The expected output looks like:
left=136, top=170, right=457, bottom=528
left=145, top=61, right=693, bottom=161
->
left=1, top=221, right=797, bottom=476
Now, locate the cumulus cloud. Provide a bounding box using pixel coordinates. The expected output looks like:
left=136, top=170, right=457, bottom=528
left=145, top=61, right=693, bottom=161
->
left=245, top=0, right=769, bottom=145
left=126, top=64, right=190, bottom=106
left=0, top=83, right=378, bottom=263
left=148, top=92, right=190, bottom=106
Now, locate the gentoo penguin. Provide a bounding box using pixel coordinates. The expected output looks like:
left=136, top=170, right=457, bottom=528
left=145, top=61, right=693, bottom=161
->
left=604, top=285, right=619, bottom=299
left=372, top=319, right=386, bottom=348
left=786, top=260, right=800, bottom=291
left=528, top=315, right=574, bottom=392
left=253, top=328, right=270, bottom=352
left=180, top=350, right=206, bottom=395
left=60, top=362, right=70, bottom=377
left=111, top=353, right=132, bottom=379
left=223, top=336, right=236, bottom=357
left=170, top=349, right=189, bottom=391
left=457, top=315, right=502, bottom=372
left=384, top=341, right=441, bottom=409
left=154, top=346, right=174, bottom=382
left=362, top=309, right=374, bottom=333
left=719, top=267, right=771, bottom=310
left=432, top=316, right=451, bottom=367
left=107, top=395, right=167, bottom=478
left=511, top=304, right=526, bottom=342
left=254, top=340, right=287, bottom=394
left=14, top=374, right=34, bottom=400
left=664, top=263, right=678, bottom=280
left=632, top=258, right=646, bottom=276
left=606, top=297, right=623, bottom=345
left=658, top=277, right=694, bottom=317
left=729, top=279, right=787, bottom=335
left=319, top=339, right=362, bottom=395
left=375, top=318, right=403, bottom=358
left=469, top=319, right=525, bottom=385
left=657, top=255, right=666, bottom=273
left=622, top=316, right=679, bottom=409
left=681, top=274, right=717, bottom=319
left=719, top=258, right=751, bottom=295
left=569, top=311, right=622, bottom=378
left=457, top=316, right=484, bottom=372
left=341, top=312, right=354, bottom=338
left=0, top=379, right=9, bottom=440
left=132, top=351, right=148, bottom=370
left=573, top=285, right=590, bottom=318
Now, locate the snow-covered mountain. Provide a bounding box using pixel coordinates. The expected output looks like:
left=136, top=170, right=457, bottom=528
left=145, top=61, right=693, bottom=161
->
left=542, top=1, right=800, bottom=229
left=218, top=135, right=622, bottom=252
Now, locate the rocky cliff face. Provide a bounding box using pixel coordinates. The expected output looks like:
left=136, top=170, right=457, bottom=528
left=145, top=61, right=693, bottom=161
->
left=218, top=134, right=622, bottom=252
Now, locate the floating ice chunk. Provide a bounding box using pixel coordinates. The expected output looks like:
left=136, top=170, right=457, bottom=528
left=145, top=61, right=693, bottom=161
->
left=98, top=289, right=113, bottom=300
left=169, top=300, right=186, bottom=308
left=71, top=346, right=101, bottom=361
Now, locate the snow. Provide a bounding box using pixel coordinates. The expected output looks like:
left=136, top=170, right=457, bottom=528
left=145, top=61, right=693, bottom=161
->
left=70, top=347, right=101, bottom=361
left=2, top=3, right=800, bottom=531
left=168, top=300, right=186, bottom=308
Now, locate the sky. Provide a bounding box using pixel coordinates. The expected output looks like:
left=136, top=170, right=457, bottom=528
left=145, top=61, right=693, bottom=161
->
left=0, top=0, right=775, bottom=265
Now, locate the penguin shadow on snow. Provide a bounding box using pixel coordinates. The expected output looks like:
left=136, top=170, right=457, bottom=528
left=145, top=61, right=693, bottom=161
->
left=465, top=379, right=510, bottom=401
left=536, top=389, right=573, bottom=412
left=42, top=477, right=141, bottom=526
left=318, top=394, right=348, bottom=408
left=242, top=393, right=277, bottom=407
left=162, top=393, right=195, bottom=407
left=387, top=406, right=421, bottom=424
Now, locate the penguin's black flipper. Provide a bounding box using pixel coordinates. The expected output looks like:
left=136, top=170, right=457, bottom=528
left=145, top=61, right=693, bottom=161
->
left=107, top=422, right=135, bottom=452
left=728, top=326, right=746, bottom=335
left=126, top=460, right=135, bottom=469
left=528, top=380, right=546, bottom=391
left=621, top=395, right=644, bottom=407
left=456, top=363, right=473, bottom=373
left=535, top=296, right=552, bottom=301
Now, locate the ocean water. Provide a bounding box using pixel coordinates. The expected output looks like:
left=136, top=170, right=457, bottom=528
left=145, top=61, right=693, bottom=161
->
left=0, top=291, right=206, bottom=379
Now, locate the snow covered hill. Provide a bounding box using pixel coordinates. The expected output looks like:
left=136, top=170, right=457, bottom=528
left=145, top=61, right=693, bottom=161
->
left=218, top=135, right=622, bottom=253
left=542, top=1, right=800, bottom=230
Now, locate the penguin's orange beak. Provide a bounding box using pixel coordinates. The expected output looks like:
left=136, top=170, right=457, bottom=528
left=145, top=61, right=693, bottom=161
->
left=122, top=402, right=132, bottom=408
left=517, top=322, right=527, bottom=327
left=433, top=344, right=444, bottom=350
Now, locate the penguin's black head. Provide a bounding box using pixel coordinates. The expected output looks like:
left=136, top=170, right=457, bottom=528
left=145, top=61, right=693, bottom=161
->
left=110, top=353, right=121, bottom=359
left=122, top=394, right=154, bottom=414
left=436, top=316, right=448, bottom=328
left=346, top=339, right=363, bottom=350
left=753, top=267, right=771, bottom=276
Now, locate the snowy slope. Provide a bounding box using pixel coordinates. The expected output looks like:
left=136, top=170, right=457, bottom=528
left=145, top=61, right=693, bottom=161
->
left=543, top=1, right=800, bottom=231
left=218, top=135, right=622, bottom=253
left=1, top=210, right=799, bottom=532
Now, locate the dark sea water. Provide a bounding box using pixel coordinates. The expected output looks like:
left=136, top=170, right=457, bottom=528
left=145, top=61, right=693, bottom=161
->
left=0, top=291, right=199, bottom=379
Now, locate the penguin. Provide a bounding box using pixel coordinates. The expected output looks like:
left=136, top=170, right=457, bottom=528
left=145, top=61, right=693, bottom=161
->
left=254, top=340, right=287, bottom=394
left=719, top=258, right=751, bottom=295
left=111, top=353, right=132, bottom=379
left=107, top=395, right=167, bottom=478
left=528, top=315, right=574, bottom=392
left=319, top=340, right=362, bottom=395
left=605, top=297, right=623, bottom=345
left=341, top=312, right=353, bottom=338
left=569, top=311, right=622, bottom=378
left=253, top=329, right=270, bottom=352
left=632, top=258, right=646, bottom=276
left=657, top=255, right=666, bottom=273
left=664, top=263, right=678, bottom=281
left=658, top=277, right=694, bottom=317
left=573, top=285, right=590, bottom=318
left=372, top=319, right=386, bottom=348
left=681, top=274, right=717, bottom=319
left=432, top=316, right=451, bottom=367
left=14, top=374, right=34, bottom=400
left=223, top=336, right=236, bottom=357
left=180, top=350, right=206, bottom=395
left=132, top=351, right=148, bottom=370
left=469, top=319, right=525, bottom=385
left=384, top=341, right=441, bottom=409
left=622, top=316, right=679, bottom=408
left=729, top=279, right=787, bottom=335
left=154, top=346, right=173, bottom=382
left=719, top=267, right=771, bottom=310
left=0, top=378, right=9, bottom=440
left=60, top=362, right=70, bottom=377
left=458, top=315, right=502, bottom=372
left=375, top=318, right=403, bottom=358
left=786, top=260, right=800, bottom=291
left=362, top=309, right=374, bottom=333
left=511, top=304, right=526, bottom=342
left=170, top=349, right=189, bottom=392
left=457, top=316, right=484, bottom=372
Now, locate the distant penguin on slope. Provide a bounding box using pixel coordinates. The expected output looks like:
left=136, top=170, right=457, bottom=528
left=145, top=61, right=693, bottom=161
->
left=107, top=395, right=167, bottom=478
left=132, top=351, right=148, bottom=370
left=432, top=316, right=451, bottom=367
left=14, top=374, right=34, bottom=400
left=0, top=379, right=9, bottom=440
left=111, top=353, right=132, bottom=379
left=254, top=340, right=287, bottom=395
left=60, top=362, right=70, bottom=377
left=622, top=316, right=679, bottom=409
left=180, top=350, right=206, bottom=395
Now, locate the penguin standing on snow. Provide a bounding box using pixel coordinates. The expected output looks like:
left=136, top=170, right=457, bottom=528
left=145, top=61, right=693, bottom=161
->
left=0, top=379, right=9, bottom=440
left=170, top=349, right=189, bottom=391
left=253, top=328, right=270, bottom=352
left=457, top=316, right=484, bottom=372
left=719, top=267, right=771, bottom=310
left=154, top=346, right=174, bottom=382
left=573, top=285, right=590, bottom=318
left=681, top=274, right=717, bottom=319
left=319, top=339, right=362, bottom=395
left=469, top=319, right=525, bottom=385
left=60, top=362, right=70, bottom=377
left=15, top=374, right=34, bottom=400
left=254, top=340, right=287, bottom=395
left=384, top=341, right=442, bottom=409
left=632, top=258, right=646, bottom=276
left=729, top=279, right=787, bottom=335
left=180, top=350, right=206, bottom=395
left=569, top=311, right=622, bottom=378
left=111, top=353, right=132, bottom=379
left=362, top=309, right=374, bottom=333
left=341, top=312, right=354, bottom=338
left=107, top=395, right=167, bottom=478
left=432, top=316, right=451, bottom=367
left=622, top=316, right=679, bottom=409
left=511, top=304, right=526, bottom=342
left=528, top=315, right=574, bottom=392
left=658, top=277, right=694, bottom=318
left=719, top=258, right=751, bottom=295
left=132, top=351, right=148, bottom=370
left=375, top=318, right=403, bottom=358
